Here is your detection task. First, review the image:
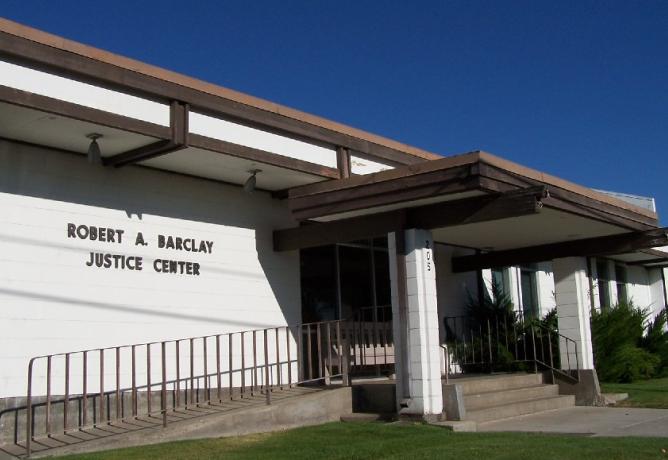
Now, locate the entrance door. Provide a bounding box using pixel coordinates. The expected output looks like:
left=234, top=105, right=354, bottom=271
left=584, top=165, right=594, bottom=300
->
left=300, top=238, right=393, bottom=375
left=300, top=238, right=391, bottom=323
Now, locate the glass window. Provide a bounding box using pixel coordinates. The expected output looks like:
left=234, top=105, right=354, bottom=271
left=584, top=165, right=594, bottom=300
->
left=596, top=259, right=611, bottom=310
left=615, top=264, right=628, bottom=305
left=300, top=245, right=338, bottom=322
left=520, top=266, right=539, bottom=319
left=374, top=249, right=391, bottom=308
left=491, top=267, right=508, bottom=297
left=339, top=245, right=374, bottom=320
left=300, top=238, right=392, bottom=323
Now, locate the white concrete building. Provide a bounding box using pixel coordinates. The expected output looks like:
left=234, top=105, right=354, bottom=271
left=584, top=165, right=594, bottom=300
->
left=0, top=17, right=667, bottom=455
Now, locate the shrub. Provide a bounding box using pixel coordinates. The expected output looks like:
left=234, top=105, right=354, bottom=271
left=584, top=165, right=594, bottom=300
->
left=591, top=302, right=668, bottom=382
left=598, top=344, right=660, bottom=383
left=641, top=309, right=668, bottom=376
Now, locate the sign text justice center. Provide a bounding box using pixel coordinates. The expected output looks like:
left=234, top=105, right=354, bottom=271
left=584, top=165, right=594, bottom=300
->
left=67, top=223, right=214, bottom=276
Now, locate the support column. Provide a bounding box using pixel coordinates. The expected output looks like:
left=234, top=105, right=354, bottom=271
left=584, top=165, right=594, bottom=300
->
left=553, top=257, right=595, bottom=370
left=389, top=229, right=443, bottom=419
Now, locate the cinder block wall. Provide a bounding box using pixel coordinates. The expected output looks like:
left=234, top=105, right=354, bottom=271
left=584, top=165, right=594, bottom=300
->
left=0, top=140, right=302, bottom=399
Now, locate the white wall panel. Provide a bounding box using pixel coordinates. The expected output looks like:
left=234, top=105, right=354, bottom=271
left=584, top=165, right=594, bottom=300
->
left=189, top=112, right=337, bottom=168
left=536, top=262, right=557, bottom=317
left=0, top=60, right=170, bottom=126
left=627, top=265, right=652, bottom=310
left=350, top=154, right=394, bottom=175
left=435, top=244, right=477, bottom=342
left=0, top=140, right=301, bottom=397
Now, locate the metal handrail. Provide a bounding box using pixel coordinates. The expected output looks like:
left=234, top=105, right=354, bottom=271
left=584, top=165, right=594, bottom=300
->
left=442, top=314, right=580, bottom=384
left=24, top=319, right=349, bottom=456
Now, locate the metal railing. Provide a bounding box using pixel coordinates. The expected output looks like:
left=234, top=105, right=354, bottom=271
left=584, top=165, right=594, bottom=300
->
left=443, top=314, right=580, bottom=383
left=349, top=305, right=394, bottom=375
left=23, top=319, right=349, bottom=456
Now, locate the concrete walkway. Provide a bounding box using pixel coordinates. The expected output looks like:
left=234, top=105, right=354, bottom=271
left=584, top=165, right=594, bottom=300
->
left=478, top=407, right=668, bottom=437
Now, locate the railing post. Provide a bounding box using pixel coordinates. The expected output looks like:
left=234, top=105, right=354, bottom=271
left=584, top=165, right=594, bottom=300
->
left=264, top=329, right=271, bottom=405
left=547, top=330, right=555, bottom=383
left=240, top=332, right=246, bottom=398
left=487, top=319, right=493, bottom=369
left=64, top=353, right=70, bottom=433
left=336, top=322, right=343, bottom=382
left=26, top=358, right=34, bottom=457
left=342, top=328, right=350, bottom=387
left=83, top=351, right=88, bottom=427
left=325, top=322, right=332, bottom=385
left=252, top=330, right=258, bottom=396
left=115, top=347, right=121, bottom=421
left=228, top=334, right=233, bottom=399
left=574, top=341, right=580, bottom=381
left=189, top=338, right=195, bottom=406
left=161, top=342, right=167, bottom=428
left=99, top=349, right=104, bottom=426
left=147, top=344, right=152, bottom=415
left=216, top=335, right=222, bottom=402
left=530, top=325, right=538, bottom=374
left=203, top=337, right=209, bottom=404
left=286, top=326, right=292, bottom=387
left=46, top=355, right=52, bottom=436
left=306, top=324, right=313, bottom=380
left=175, top=340, right=181, bottom=409
left=275, top=327, right=281, bottom=390
left=131, top=346, right=137, bottom=417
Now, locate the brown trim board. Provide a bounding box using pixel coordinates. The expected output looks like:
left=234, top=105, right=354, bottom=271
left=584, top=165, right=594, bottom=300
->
left=283, top=151, right=658, bottom=230
left=477, top=163, right=657, bottom=228
left=0, top=84, right=170, bottom=139
left=0, top=85, right=339, bottom=179
left=288, top=163, right=482, bottom=221
left=188, top=134, right=340, bottom=179
left=104, top=101, right=189, bottom=167
left=336, top=146, right=351, bottom=179
left=274, top=187, right=546, bottom=251
left=451, top=228, right=668, bottom=273
left=0, top=22, right=436, bottom=166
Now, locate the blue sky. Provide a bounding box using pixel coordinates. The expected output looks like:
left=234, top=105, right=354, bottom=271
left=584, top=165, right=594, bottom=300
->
left=3, top=1, right=667, bottom=221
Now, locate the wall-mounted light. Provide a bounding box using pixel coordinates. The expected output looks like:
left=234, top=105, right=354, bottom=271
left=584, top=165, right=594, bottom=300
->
left=86, top=133, right=103, bottom=164
left=243, top=169, right=262, bottom=194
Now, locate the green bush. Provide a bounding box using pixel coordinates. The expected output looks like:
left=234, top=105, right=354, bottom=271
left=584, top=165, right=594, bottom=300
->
left=591, top=302, right=668, bottom=383
left=642, top=309, right=668, bottom=376
left=598, top=344, right=660, bottom=383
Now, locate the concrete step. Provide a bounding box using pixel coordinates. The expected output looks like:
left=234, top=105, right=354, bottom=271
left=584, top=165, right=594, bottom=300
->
left=464, top=384, right=559, bottom=411
left=453, top=373, right=545, bottom=395
left=341, top=413, right=394, bottom=422
left=467, top=395, right=575, bottom=424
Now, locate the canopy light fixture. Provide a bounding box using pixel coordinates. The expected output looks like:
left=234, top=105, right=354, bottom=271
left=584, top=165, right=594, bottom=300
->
left=243, top=169, right=262, bottom=194
left=86, top=133, right=103, bottom=164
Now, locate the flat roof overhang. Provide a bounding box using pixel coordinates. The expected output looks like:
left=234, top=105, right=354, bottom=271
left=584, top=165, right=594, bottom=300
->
left=0, top=88, right=340, bottom=191
left=274, top=152, right=668, bottom=271
left=0, top=17, right=440, bottom=167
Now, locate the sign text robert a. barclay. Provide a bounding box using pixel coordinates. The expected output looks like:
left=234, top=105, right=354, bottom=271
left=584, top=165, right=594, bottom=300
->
left=67, top=223, right=214, bottom=276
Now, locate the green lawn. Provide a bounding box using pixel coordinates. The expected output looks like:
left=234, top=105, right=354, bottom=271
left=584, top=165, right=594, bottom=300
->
left=51, top=422, right=668, bottom=460
left=601, top=377, right=668, bottom=409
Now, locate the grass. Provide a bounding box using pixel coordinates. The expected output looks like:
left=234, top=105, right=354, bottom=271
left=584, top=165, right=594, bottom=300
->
left=601, top=377, right=668, bottom=409
left=50, top=422, right=668, bottom=460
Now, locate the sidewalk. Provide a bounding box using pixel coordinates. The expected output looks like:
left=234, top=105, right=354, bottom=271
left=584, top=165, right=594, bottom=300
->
left=478, top=407, right=668, bottom=437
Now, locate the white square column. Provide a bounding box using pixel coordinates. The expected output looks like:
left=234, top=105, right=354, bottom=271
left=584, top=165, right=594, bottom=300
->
left=553, top=257, right=595, bottom=370
left=389, top=229, right=443, bottom=417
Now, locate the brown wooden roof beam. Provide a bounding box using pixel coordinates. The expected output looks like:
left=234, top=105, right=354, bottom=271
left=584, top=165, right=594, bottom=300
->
left=451, top=227, right=668, bottom=273
left=274, top=187, right=546, bottom=251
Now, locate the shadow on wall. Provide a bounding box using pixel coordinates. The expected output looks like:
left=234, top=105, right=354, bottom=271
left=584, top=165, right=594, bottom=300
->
left=0, top=287, right=278, bottom=330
